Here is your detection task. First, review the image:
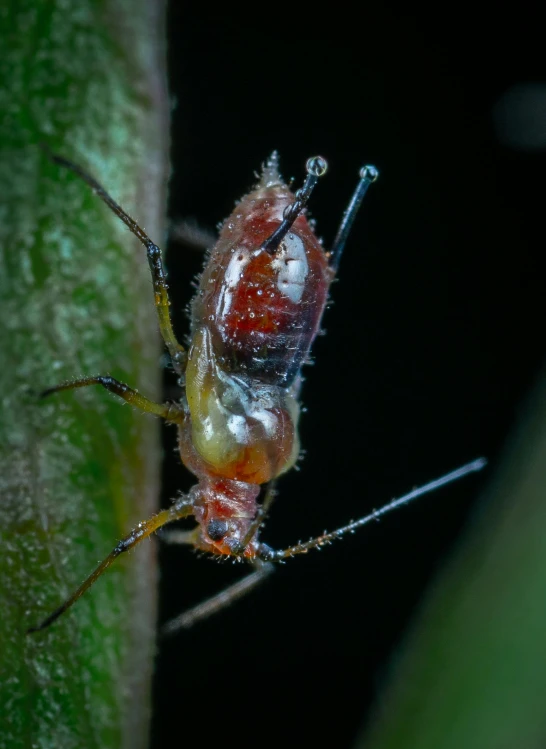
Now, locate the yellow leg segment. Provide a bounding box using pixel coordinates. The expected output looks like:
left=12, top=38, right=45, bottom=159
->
left=41, top=375, right=183, bottom=422
left=27, top=498, right=194, bottom=633
left=45, top=150, right=186, bottom=372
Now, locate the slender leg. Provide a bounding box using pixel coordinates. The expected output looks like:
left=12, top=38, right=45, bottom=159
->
left=169, top=219, right=215, bottom=252
left=27, top=498, right=194, bottom=634
left=161, top=560, right=274, bottom=636
left=237, top=480, right=278, bottom=552
left=259, top=458, right=487, bottom=561
left=158, top=528, right=198, bottom=545
left=44, top=149, right=186, bottom=374
left=41, top=375, right=183, bottom=422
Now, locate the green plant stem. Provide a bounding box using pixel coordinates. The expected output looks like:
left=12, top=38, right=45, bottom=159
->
left=0, top=2, right=168, bottom=748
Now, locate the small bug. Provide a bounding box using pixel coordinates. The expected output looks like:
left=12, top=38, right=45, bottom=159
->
left=28, top=151, right=486, bottom=635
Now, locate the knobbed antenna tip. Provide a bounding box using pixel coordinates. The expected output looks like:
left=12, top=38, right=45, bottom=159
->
left=359, top=164, right=379, bottom=182
left=306, top=155, right=328, bottom=177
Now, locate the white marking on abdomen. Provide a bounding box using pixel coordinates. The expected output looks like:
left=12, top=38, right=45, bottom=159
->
left=272, top=233, right=308, bottom=303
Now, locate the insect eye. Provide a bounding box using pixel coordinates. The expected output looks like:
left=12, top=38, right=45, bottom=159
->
left=207, top=519, right=229, bottom=541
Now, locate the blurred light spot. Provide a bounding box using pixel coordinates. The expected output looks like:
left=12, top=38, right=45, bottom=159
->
left=493, top=83, right=546, bottom=151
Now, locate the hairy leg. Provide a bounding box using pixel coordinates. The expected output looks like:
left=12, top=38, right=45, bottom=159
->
left=45, top=149, right=186, bottom=373
left=260, top=459, right=487, bottom=560
left=161, top=560, right=274, bottom=636
left=27, top=497, right=194, bottom=633
left=41, top=375, right=183, bottom=422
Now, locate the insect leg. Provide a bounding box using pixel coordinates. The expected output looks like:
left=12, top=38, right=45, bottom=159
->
left=157, top=528, right=198, bottom=545
left=41, top=375, right=183, bottom=422
left=160, top=560, right=274, bottom=636
left=27, top=497, right=194, bottom=634
left=168, top=219, right=215, bottom=252
left=260, top=458, right=487, bottom=561
left=236, top=480, right=278, bottom=553
left=329, top=165, right=379, bottom=272
left=44, top=149, right=186, bottom=374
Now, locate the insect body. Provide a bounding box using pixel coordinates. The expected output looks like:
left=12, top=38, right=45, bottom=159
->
left=183, top=156, right=333, bottom=557
left=28, top=151, right=485, bottom=634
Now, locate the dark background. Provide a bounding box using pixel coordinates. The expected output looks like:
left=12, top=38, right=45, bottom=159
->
left=151, top=6, right=544, bottom=748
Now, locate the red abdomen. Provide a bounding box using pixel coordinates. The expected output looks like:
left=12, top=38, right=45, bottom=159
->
left=192, top=184, right=333, bottom=386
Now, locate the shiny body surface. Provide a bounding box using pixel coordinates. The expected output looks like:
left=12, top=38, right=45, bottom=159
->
left=29, top=152, right=483, bottom=636
left=182, top=159, right=332, bottom=554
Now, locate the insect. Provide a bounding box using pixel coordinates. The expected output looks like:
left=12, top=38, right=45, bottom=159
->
left=28, top=151, right=486, bottom=635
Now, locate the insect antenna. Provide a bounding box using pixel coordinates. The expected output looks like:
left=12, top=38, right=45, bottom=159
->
left=260, top=155, right=328, bottom=255
left=259, top=458, right=487, bottom=560
left=329, top=164, right=379, bottom=272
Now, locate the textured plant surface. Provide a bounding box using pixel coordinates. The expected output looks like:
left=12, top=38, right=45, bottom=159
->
left=358, top=370, right=546, bottom=749
left=0, top=2, right=168, bottom=747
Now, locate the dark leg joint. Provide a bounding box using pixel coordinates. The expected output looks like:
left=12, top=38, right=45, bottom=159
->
left=114, top=531, right=143, bottom=555
left=39, top=375, right=181, bottom=421
left=171, top=350, right=187, bottom=369
left=113, top=540, right=129, bottom=556
left=40, top=375, right=128, bottom=400
left=148, top=244, right=161, bottom=264
left=257, top=544, right=280, bottom=562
